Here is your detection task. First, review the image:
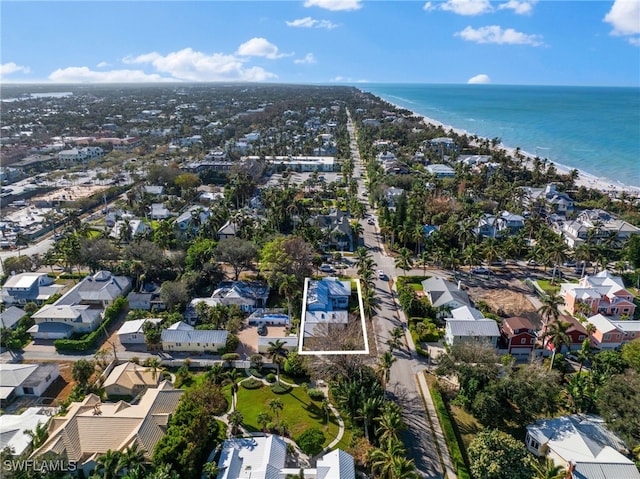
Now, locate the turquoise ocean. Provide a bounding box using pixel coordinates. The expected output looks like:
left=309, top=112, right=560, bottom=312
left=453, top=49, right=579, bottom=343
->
left=359, top=84, right=640, bottom=188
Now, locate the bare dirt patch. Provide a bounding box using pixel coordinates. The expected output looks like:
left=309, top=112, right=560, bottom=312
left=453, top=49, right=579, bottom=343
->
left=466, top=280, right=542, bottom=327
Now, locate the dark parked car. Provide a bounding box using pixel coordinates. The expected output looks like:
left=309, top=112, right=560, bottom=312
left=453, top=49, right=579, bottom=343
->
left=257, top=324, right=268, bottom=336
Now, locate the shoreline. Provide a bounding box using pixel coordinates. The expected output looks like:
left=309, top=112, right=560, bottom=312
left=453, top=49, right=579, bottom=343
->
left=383, top=98, right=640, bottom=198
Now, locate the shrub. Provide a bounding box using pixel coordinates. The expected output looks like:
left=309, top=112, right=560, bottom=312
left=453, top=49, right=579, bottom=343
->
left=307, top=388, right=325, bottom=401
left=270, top=383, right=292, bottom=394
left=241, top=378, right=264, bottom=390
left=221, top=353, right=240, bottom=361
left=249, top=368, right=264, bottom=378
left=296, top=427, right=326, bottom=456
left=265, top=373, right=276, bottom=383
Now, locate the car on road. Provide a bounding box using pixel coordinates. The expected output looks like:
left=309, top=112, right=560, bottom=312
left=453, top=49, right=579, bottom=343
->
left=471, top=267, right=492, bottom=275
left=319, top=264, right=335, bottom=273
left=563, top=261, right=577, bottom=267
left=377, top=269, right=386, bottom=280
left=367, top=218, right=375, bottom=225
left=527, top=260, right=541, bottom=266
left=257, top=324, right=268, bottom=336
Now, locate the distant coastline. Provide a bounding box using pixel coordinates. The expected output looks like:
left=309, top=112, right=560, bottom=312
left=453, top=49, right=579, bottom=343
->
left=359, top=84, right=640, bottom=193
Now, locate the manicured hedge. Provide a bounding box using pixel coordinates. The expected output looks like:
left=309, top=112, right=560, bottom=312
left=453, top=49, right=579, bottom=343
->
left=241, top=378, right=264, bottom=390
left=429, top=380, right=471, bottom=479
left=54, top=297, right=128, bottom=352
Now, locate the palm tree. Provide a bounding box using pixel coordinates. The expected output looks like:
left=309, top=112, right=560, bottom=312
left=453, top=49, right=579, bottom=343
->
left=537, top=294, right=562, bottom=342
left=227, top=410, right=244, bottom=436
left=95, top=449, right=122, bottom=479
left=547, top=319, right=572, bottom=370
left=376, top=351, right=396, bottom=389
left=389, top=455, right=419, bottom=479
left=23, top=421, right=48, bottom=449
left=257, top=411, right=272, bottom=432
left=202, top=462, right=220, bottom=479
left=576, top=338, right=593, bottom=374
left=357, top=396, right=383, bottom=441
left=278, top=274, right=298, bottom=323
left=266, top=339, right=288, bottom=382
left=395, top=247, right=413, bottom=276
left=375, top=402, right=406, bottom=443
left=368, top=438, right=408, bottom=479
left=118, top=443, right=147, bottom=475
left=532, top=457, right=566, bottom=479
left=269, top=398, right=284, bottom=425
left=359, top=287, right=380, bottom=321
left=143, top=357, right=164, bottom=381
left=223, top=369, right=241, bottom=409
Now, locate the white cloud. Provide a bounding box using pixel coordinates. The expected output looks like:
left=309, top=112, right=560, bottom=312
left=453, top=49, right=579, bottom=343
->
left=286, top=16, right=338, bottom=29
left=604, top=0, right=640, bottom=38
left=1, top=62, right=31, bottom=76
left=96, top=61, right=110, bottom=68
left=498, top=0, right=537, bottom=15
left=48, top=67, right=168, bottom=83
left=143, top=49, right=277, bottom=81
left=467, top=73, right=491, bottom=84
left=456, top=25, right=544, bottom=46
left=294, top=53, right=317, bottom=64
left=304, top=0, right=362, bottom=11
left=440, top=0, right=493, bottom=15
left=236, top=37, right=288, bottom=59
left=629, top=37, right=640, bottom=47
left=423, top=2, right=435, bottom=11
left=123, top=48, right=277, bottom=81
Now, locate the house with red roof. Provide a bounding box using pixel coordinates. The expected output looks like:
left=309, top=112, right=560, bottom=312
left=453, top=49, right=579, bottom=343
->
left=544, top=315, right=588, bottom=353
left=500, top=316, right=538, bottom=359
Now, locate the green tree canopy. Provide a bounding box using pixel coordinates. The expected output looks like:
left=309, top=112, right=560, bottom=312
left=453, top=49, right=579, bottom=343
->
left=468, top=429, right=535, bottom=479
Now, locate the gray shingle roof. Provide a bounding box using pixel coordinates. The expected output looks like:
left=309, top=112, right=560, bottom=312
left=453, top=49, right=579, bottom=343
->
left=161, top=329, right=228, bottom=345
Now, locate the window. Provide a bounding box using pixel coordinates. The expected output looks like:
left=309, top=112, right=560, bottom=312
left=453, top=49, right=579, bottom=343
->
left=526, top=435, right=540, bottom=450
left=579, top=335, right=585, bottom=340
left=23, top=387, right=34, bottom=395
left=521, top=338, right=527, bottom=344
left=530, top=338, right=535, bottom=344
left=604, top=334, right=610, bottom=340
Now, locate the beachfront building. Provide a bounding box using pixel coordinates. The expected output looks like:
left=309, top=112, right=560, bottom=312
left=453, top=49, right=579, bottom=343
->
left=426, top=164, right=455, bottom=178
left=555, top=209, right=640, bottom=248
left=560, top=271, right=636, bottom=318
left=521, top=183, right=575, bottom=217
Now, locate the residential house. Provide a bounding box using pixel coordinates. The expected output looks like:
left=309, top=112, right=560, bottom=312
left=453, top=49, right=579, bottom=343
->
left=217, top=219, right=238, bottom=240
left=302, top=277, right=351, bottom=337
left=109, top=219, right=150, bottom=241
left=215, top=435, right=355, bottom=479
left=429, top=137, right=457, bottom=156
left=103, top=362, right=162, bottom=398
left=149, top=203, right=172, bottom=220
left=116, top=318, right=162, bottom=344
left=257, top=155, right=336, bottom=172
left=560, top=271, right=636, bottom=318
left=544, top=315, right=588, bottom=353
left=444, top=306, right=500, bottom=347
left=500, top=316, right=538, bottom=358
left=556, top=209, right=640, bottom=248
left=210, top=281, right=270, bottom=313
left=31, top=382, right=183, bottom=476
left=0, top=407, right=52, bottom=456
left=584, top=314, right=624, bottom=350
left=475, top=211, right=525, bottom=238
left=525, top=415, right=639, bottom=479
left=0, top=305, right=26, bottom=330
left=384, top=187, right=405, bottom=208
left=161, top=328, right=228, bottom=353
left=309, top=209, right=353, bottom=251
left=0, top=363, right=59, bottom=403
left=27, top=271, right=131, bottom=339
left=175, top=205, right=211, bottom=233
left=421, top=277, right=470, bottom=310
left=521, top=183, right=574, bottom=217
left=0, top=272, right=60, bottom=305
left=457, top=154, right=491, bottom=167
left=143, top=185, right=164, bottom=196
left=127, top=291, right=164, bottom=311
left=426, top=164, right=455, bottom=178
left=610, top=320, right=640, bottom=344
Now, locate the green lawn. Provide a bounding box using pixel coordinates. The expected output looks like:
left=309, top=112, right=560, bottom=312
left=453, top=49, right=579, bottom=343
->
left=236, top=385, right=342, bottom=446
left=536, top=279, right=561, bottom=296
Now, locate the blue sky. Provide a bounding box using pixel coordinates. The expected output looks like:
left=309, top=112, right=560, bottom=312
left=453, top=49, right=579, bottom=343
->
left=1, top=0, right=639, bottom=86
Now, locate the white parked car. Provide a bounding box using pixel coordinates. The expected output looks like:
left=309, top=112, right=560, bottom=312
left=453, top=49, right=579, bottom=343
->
left=319, top=264, right=335, bottom=273
left=377, top=269, right=386, bottom=280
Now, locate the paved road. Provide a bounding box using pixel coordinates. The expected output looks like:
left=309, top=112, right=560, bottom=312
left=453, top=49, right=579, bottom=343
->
left=0, top=238, right=55, bottom=276
left=348, top=113, right=445, bottom=479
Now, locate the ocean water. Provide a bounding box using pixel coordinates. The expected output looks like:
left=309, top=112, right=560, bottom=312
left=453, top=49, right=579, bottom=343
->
left=360, top=84, right=640, bottom=188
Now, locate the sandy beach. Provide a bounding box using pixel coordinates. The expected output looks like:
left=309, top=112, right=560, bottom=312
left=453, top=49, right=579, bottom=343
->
left=406, top=108, right=640, bottom=198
